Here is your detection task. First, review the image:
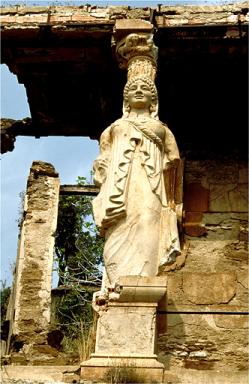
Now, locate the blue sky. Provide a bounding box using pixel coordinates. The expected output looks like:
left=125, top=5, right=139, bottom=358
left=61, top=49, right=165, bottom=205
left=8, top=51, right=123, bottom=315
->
left=1, top=64, right=99, bottom=286
left=0, top=0, right=240, bottom=287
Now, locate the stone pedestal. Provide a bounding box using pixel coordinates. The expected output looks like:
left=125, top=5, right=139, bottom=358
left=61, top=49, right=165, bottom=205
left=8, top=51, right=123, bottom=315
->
left=81, top=276, right=167, bottom=383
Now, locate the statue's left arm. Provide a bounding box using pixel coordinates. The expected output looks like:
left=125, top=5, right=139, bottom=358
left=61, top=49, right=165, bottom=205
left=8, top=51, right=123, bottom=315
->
left=163, top=125, right=183, bottom=222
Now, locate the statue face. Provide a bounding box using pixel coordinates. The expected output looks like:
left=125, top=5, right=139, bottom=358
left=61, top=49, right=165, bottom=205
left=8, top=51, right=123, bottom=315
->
left=127, top=80, right=152, bottom=110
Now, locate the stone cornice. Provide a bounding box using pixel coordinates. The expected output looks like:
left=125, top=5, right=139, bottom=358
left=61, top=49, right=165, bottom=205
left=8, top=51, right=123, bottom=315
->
left=0, top=2, right=248, bottom=29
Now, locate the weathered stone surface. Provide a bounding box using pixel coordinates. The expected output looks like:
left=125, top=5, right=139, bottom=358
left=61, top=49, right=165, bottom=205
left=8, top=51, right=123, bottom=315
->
left=174, top=239, right=248, bottom=279
left=1, top=2, right=247, bottom=30
left=93, top=277, right=167, bottom=357
left=1, top=365, right=79, bottom=382
left=166, top=271, right=243, bottom=306
left=184, top=159, right=239, bottom=185
left=182, top=272, right=237, bottom=304
left=166, top=274, right=185, bottom=305
left=115, top=18, right=153, bottom=32
left=1, top=365, right=249, bottom=383
left=213, top=314, right=248, bottom=329
left=83, top=277, right=166, bottom=382
left=209, top=183, right=248, bottom=212
left=203, top=212, right=248, bottom=240
left=1, top=2, right=248, bottom=27
left=81, top=357, right=164, bottom=383
left=92, top=38, right=181, bottom=289
left=0, top=340, right=6, bottom=357
left=158, top=310, right=249, bottom=371
left=239, top=164, right=248, bottom=183
left=1, top=3, right=248, bottom=376
left=7, top=161, right=60, bottom=354
left=95, top=303, right=157, bottom=356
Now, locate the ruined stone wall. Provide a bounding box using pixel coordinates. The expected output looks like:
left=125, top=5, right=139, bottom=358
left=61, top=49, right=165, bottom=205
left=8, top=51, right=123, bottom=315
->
left=1, top=2, right=248, bottom=26
left=8, top=161, right=60, bottom=353
left=159, top=154, right=248, bottom=371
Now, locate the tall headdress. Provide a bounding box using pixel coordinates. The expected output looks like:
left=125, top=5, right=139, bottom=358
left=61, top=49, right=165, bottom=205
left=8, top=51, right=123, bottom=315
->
left=114, top=23, right=159, bottom=117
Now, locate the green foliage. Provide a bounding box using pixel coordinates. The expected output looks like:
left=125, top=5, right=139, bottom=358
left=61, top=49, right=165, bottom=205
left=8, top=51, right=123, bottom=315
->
left=53, top=288, right=93, bottom=339
left=53, top=176, right=103, bottom=356
left=0, top=281, right=11, bottom=327
left=55, top=176, right=103, bottom=286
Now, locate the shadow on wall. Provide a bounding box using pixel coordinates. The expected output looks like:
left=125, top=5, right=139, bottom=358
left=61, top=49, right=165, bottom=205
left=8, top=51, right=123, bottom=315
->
left=157, top=298, right=218, bottom=372
left=157, top=298, right=185, bottom=370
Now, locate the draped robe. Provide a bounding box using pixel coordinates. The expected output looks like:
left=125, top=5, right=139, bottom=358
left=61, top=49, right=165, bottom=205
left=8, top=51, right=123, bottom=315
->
left=92, top=116, right=181, bottom=287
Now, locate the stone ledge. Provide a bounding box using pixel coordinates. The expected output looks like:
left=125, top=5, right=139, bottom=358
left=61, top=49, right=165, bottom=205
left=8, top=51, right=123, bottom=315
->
left=1, top=365, right=79, bottom=382
left=164, top=368, right=249, bottom=384
left=1, top=366, right=248, bottom=383
left=0, top=2, right=248, bottom=28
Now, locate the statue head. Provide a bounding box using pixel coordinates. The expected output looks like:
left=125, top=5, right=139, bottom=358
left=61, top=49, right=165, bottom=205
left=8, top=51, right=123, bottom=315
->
left=122, top=77, right=159, bottom=119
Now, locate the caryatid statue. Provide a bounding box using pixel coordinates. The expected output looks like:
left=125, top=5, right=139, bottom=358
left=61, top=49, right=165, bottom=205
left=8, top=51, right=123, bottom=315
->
left=92, top=33, right=182, bottom=295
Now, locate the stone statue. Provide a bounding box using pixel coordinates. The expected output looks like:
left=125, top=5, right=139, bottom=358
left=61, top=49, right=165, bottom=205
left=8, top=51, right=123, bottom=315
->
left=83, top=31, right=180, bottom=381
left=92, top=75, right=182, bottom=290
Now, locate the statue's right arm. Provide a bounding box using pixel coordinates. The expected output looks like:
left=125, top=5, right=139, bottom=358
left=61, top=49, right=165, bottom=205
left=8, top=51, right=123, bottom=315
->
left=93, top=126, right=112, bottom=187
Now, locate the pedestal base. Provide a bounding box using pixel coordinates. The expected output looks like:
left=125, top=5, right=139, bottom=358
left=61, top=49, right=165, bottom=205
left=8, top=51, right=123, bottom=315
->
left=81, top=276, right=167, bottom=383
left=81, top=355, right=164, bottom=383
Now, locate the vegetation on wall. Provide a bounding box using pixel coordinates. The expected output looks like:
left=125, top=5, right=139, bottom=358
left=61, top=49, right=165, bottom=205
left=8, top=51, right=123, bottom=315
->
left=0, top=281, right=11, bottom=328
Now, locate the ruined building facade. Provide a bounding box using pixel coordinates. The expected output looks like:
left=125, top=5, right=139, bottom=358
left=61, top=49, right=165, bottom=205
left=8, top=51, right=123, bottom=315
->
left=1, top=2, right=248, bottom=382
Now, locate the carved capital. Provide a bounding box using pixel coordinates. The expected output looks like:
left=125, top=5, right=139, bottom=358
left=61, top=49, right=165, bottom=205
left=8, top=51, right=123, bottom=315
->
left=116, top=33, right=158, bottom=81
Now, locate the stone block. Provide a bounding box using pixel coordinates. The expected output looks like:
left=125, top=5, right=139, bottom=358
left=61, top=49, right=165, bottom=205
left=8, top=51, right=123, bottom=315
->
left=0, top=15, right=17, bottom=23
left=229, top=184, right=248, bottom=212
left=95, top=302, right=157, bottom=356
left=184, top=211, right=207, bottom=237
left=114, top=17, right=154, bottom=40
left=115, top=19, right=153, bottom=33
left=117, top=275, right=167, bottom=303
left=90, top=11, right=108, bottom=19
left=82, top=277, right=166, bottom=382
left=81, top=357, right=164, bottom=383
left=0, top=340, right=6, bottom=357
left=167, top=274, right=184, bottom=305
left=209, top=183, right=235, bottom=212
left=206, top=161, right=239, bottom=184
left=237, top=271, right=248, bottom=290
left=209, top=183, right=248, bottom=212
left=203, top=212, right=247, bottom=240
left=0, top=7, right=18, bottom=15
left=18, top=6, right=49, bottom=15
left=1, top=365, right=78, bottom=382
left=213, top=314, right=248, bottom=329
left=239, top=164, right=248, bottom=183
left=167, top=271, right=239, bottom=305
left=182, top=272, right=237, bottom=304
left=184, top=183, right=209, bottom=212
left=71, top=14, right=93, bottom=22
left=50, top=15, right=72, bottom=23
left=16, top=14, right=49, bottom=23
